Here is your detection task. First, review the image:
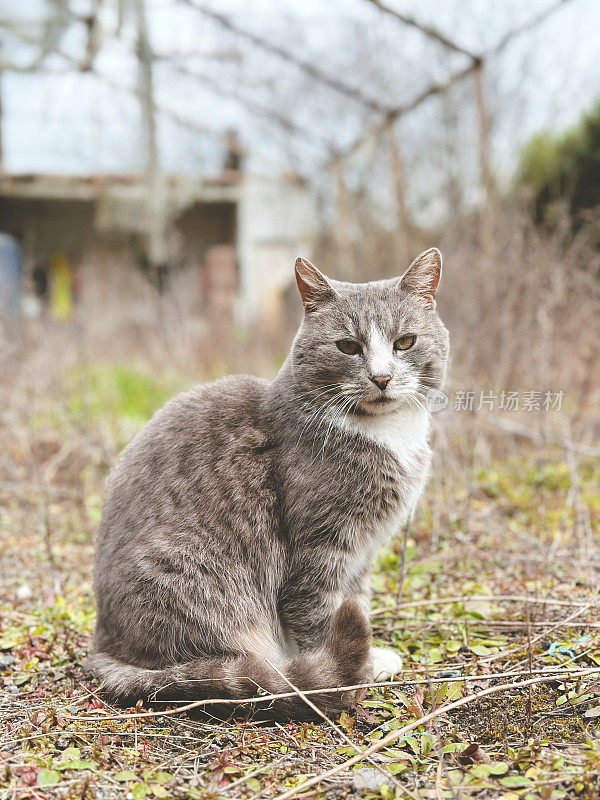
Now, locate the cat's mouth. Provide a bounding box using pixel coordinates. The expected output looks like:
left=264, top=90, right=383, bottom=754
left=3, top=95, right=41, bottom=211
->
left=356, top=394, right=398, bottom=414
left=372, top=395, right=394, bottom=404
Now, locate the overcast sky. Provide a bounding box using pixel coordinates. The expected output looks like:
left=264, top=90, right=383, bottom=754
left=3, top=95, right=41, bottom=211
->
left=0, top=0, right=599, bottom=187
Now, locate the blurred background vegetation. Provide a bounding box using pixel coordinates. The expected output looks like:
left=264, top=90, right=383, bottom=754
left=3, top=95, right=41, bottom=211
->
left=0, top=1, right=598, bottom=396
left=519, top=103, right=600, bottom=239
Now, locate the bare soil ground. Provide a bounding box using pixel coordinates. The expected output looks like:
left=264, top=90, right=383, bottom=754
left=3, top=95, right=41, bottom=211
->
left=1, top=350, right=599, bottom=800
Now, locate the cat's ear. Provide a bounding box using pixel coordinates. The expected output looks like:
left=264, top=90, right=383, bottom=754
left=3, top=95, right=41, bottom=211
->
left=295, top=257, right=335, bottom=312
left=399, top=248, right=442, bottom=306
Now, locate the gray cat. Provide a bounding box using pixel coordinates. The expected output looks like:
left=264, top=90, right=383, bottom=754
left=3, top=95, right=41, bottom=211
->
left=89, top=249, right=449, bottom=720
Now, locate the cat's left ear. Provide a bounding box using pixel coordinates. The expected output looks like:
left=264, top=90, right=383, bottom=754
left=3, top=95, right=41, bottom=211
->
left=295, top=257, right=335, bottom=312
left=399, top=248, right=442, bottom=306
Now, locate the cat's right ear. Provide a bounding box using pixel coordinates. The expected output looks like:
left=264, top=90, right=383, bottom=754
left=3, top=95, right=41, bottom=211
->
left=295, top=257, right=335, bottom=312
left=398, top=248, right=442, bottom=307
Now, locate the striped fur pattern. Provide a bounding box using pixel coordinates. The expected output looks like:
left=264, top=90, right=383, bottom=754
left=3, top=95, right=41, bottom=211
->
left=90, top=249, right=449, bottom=719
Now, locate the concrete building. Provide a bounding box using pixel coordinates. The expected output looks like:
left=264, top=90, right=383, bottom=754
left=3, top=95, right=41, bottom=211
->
left=0, top=169, right=315, bottom=324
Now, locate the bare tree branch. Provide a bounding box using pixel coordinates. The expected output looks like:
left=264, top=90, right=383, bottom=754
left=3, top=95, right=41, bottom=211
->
left=364, top=0, right=477, bottom=60
left=0, top=19, right=235, bottom=148
left=165, top=62, right=335, bottom=152
left=0, top=0, right=576, bottom=175
left=489, top=0, right=573, bottom=57
left=364, top=0, right=573, bottom=62
left=181, top=0, right=392, bottom=114
left=336, top=0, right=574, bottom=164
left=341, top=61, right=476, bottom=161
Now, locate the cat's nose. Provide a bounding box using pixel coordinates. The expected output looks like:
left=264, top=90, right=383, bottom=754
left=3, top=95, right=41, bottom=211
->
left=370, top=374, right=392, bottom=391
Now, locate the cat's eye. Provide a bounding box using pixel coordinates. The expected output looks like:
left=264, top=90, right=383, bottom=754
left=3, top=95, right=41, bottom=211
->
left=394, top=334, right=417, bottom=351
left=336, top=339, right=362, bottom=356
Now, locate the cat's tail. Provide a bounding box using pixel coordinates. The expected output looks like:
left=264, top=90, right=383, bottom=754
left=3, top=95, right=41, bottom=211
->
left=87, top=600, right=372, bottom=721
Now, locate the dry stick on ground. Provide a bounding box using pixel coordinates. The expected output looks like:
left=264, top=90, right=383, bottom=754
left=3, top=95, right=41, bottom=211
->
left=564, top=434, right=595, bottom=561
left=478, top=601, right=597, bottom=665
left=377, top=620, right=600, bottom=631
left=264, top=658, right=405, bottom=793
left=425, top=667, right=462, bottom=800
left=370, top=594, right=598, bottom=618
left=389, top=514, right=412, bottom=633
left=69, top=667, right=600, bottom=724
left=12, top=664, right=537, bottom=726
left=38, top=495, right=63, bottom=597
left=526, top=602, right=534, bottom=730
left=271, top=668, right=600, bottom=800
left=220, top=756, right=291, bottom=795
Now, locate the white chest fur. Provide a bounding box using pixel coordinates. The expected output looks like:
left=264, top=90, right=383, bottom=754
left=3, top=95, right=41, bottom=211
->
left=336, top=406, right=430, bottom=472
left=336, top=406, right=431, bottom=538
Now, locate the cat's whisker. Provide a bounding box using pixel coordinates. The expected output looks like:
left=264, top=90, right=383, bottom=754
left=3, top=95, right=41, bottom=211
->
left=302, top=390, right=352, bottom=452
left=299, top=381, right=357, bottom=402
left=297, top=389, right=345, bottom=417
left=311, top=395, right=352, bottom=445
left=296, top=393, right=339, bottom=446
left=320, top=394, right=356, bottom=457
left=307, top=390, right=359, bottom=457
left=398, top=392, right=427, bottom=415
left=407, top=391, right=427, bottom=410
left=336, top=396, right=361, bottom=444
left=325, top=393, right=361, bottom=454
left=296, top=383, right=344, bottom=401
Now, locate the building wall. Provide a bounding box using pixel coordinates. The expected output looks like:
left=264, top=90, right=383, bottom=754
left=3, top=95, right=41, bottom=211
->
left=0, top=174, right=315, bottom=326
left=236, top=175, right=314, bottom=324
left=0, top=197, right=97, bottom=265
left=175, top=201, right=236, bottom=268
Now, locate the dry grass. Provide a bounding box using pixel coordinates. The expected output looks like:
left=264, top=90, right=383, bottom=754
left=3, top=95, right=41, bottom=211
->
left=1, top=216, right=599, bottom=799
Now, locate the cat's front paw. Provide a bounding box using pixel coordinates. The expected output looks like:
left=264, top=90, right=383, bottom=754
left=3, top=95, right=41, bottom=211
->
left=371, top=646, right=403, bottom=681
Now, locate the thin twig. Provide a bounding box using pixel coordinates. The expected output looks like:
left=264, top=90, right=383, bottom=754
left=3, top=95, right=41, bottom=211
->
left=364, top=0, right=477, bottom=59
left=271, top=668, right=600, bottom=800
left=265, top=659, right=403, bottom=791
left=374, top=619, right=600, bottom=630
left=477, top=601, right=595, bottom=664
left=425, top=667, right=461, bottom=800
left=68, top=666, right=600, bottom=723
left=390, top=514, right=412, bottom=631
left=38, top=495, right=63, bottom=596
left=184, top=0, right=389, bottom=114
left=371, top=593, right=598, bottom=618
left=475, top=413, right=600, bottom=458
